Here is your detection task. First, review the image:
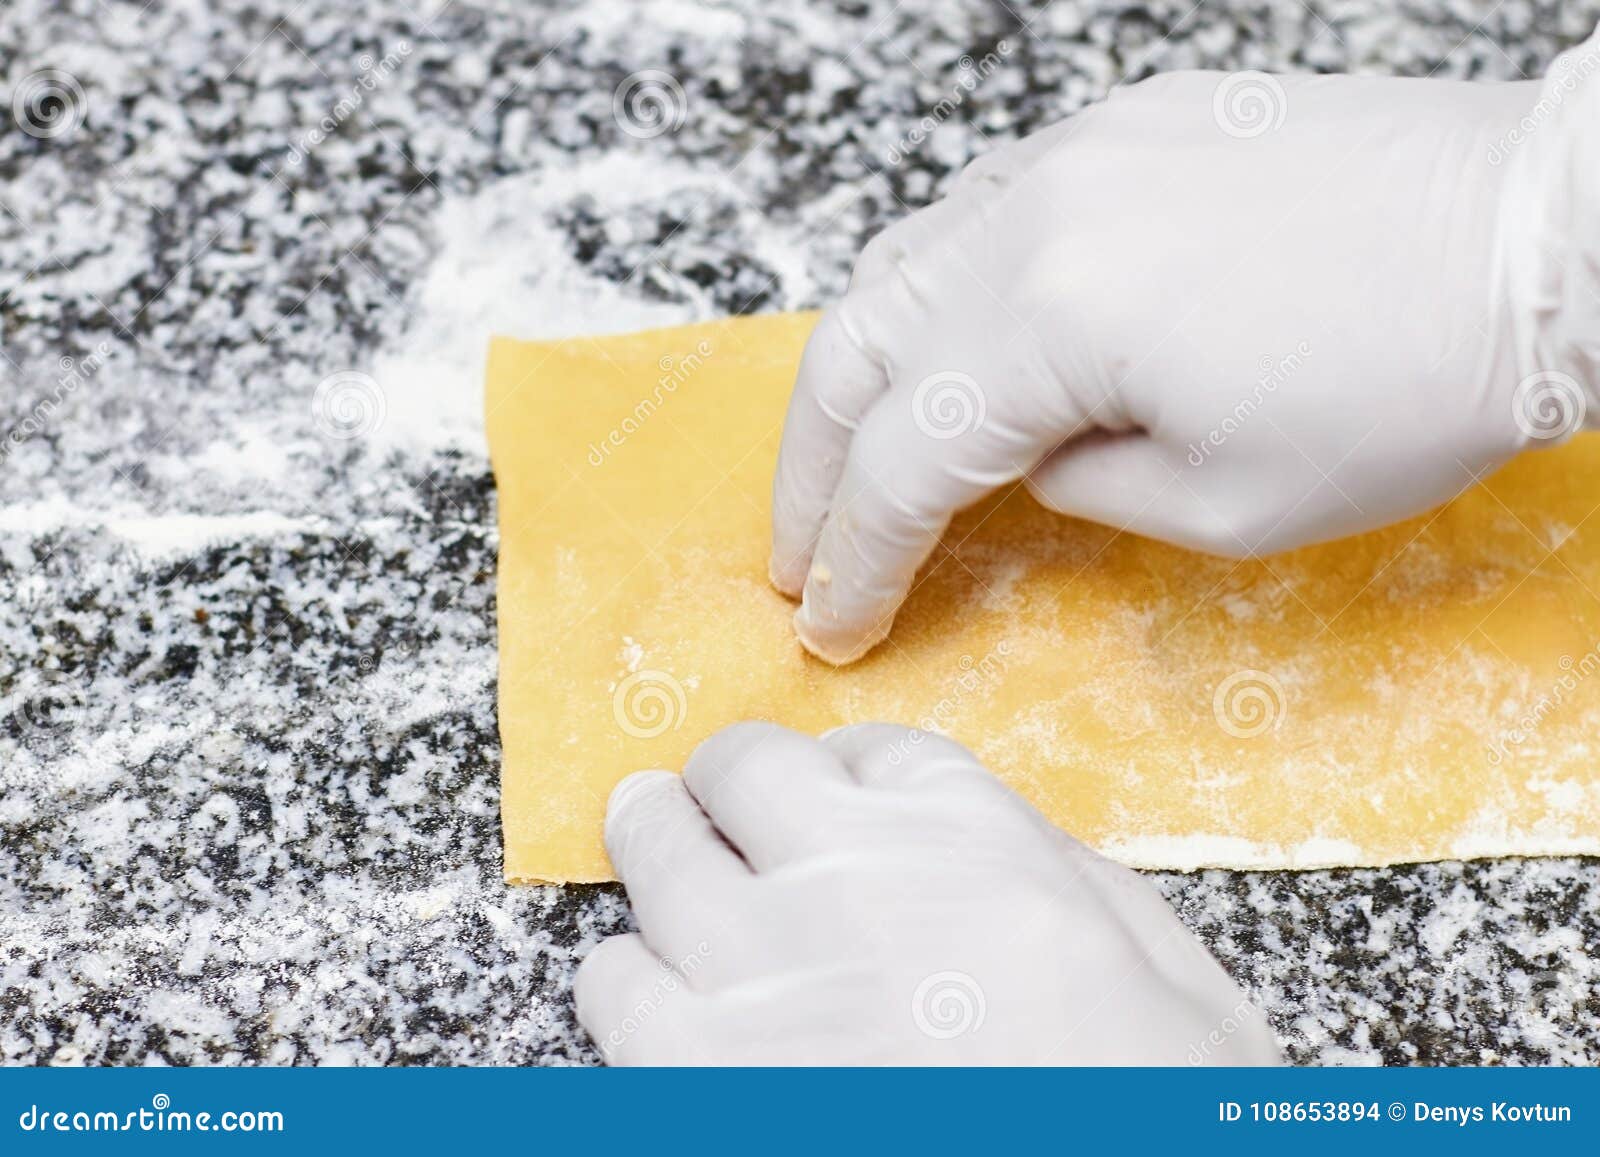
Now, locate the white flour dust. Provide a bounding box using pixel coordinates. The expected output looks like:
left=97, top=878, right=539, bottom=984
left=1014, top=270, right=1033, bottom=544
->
left=369, top=150, right=828, bottom=453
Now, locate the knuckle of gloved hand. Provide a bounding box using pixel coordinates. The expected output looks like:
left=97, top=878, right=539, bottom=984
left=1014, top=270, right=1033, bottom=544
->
left=952, top=145, right=1026, bottom=199
left=853, top=224, right=913, bottom=288
left=852, top=210, right=963, bottom=298
left=691, top=721, right=813, bottom=798
left=817, top=294, right=880, bottom=370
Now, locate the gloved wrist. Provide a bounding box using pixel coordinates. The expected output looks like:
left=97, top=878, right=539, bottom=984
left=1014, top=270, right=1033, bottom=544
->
left=1494, top=28, right=1600, bottom=440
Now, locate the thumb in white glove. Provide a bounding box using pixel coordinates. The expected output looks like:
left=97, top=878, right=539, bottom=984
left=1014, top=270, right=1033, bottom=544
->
left=771, top=55, right=1594, bottom=664
left=574, top=722, right=1281, bottom=1066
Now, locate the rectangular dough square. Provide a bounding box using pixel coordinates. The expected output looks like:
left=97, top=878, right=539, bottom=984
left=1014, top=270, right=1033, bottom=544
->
left=488, top=312, right=1600, bottom=883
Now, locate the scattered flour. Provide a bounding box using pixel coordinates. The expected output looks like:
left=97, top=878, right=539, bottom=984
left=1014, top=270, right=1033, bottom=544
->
left=106, top=511, right=313, bottom=558
left=368, top=149, right=832, bottom=452
left=0, top=500, right=314, bottom=558
left=370, top=156, right=728, bottom=452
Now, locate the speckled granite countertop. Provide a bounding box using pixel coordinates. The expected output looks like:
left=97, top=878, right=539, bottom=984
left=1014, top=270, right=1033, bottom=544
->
left=1, top=0, right=1597, bottom=1066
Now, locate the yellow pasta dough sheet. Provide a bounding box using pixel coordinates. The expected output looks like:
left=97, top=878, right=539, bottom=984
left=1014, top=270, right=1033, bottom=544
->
left=487, top=311, right=1600, bottom=884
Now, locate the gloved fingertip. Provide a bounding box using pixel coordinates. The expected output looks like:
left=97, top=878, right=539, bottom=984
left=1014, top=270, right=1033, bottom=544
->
left=793, top=598, right=885, bottom=666
left=606, top=769, right=676, bottom=821
left=767, top=549, right=807, bottom=600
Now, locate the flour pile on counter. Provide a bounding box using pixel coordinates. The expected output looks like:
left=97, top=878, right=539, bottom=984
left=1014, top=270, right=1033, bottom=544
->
left=369, top=152, right=838, bottom=453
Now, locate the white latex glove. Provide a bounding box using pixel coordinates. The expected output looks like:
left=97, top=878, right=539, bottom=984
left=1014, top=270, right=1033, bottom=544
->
left=573, top=722, right=1281, bottom=1066
left=771, top=46, right=1600, bottom=664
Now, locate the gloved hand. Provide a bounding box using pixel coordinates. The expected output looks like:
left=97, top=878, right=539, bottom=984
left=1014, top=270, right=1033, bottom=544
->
left=574, top=722, right=1281, bottom=1065
left=770, top=51, right=1600, bottom=664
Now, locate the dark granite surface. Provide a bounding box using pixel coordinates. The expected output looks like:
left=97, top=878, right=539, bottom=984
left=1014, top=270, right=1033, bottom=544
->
left=0, top=0, right=1596, bottom=1065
